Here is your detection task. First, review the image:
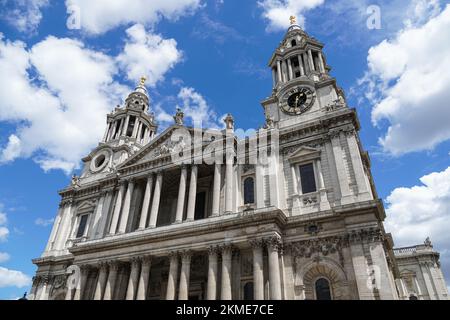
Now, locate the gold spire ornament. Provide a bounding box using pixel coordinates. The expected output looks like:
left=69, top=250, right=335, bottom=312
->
left=140, top=76, right=147, bottom=86
left=289, top=15, right=297, bottom=25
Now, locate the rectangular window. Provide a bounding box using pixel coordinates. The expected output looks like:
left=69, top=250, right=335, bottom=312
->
left=299, top=163, right=317, bottom=194
left=76, top=214, right=89, bottom=238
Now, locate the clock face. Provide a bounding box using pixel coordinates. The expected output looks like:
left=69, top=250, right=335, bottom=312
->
left=280, top=87, right=315, bottom=115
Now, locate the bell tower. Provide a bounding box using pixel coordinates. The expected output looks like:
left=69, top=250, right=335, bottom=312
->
left=78, top=78, right=158, bottom=182
left=102, top=77, right=157, bottom=146
left=262, top=16, right=346, bottom=129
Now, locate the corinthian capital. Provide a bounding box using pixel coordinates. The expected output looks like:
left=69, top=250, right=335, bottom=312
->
left=265, top=234, right=283, bottom=252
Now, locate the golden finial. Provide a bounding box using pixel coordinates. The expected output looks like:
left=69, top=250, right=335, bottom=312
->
left=289, top=15, right=297, bottom=25
left=139, top=76, right=147, bottom=86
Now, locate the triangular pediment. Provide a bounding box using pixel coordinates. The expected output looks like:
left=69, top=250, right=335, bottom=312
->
left=287, top=146, right=321, bottom=163
left=119, top=125, right=212, bottom=169
left=77, top=200, right=97, bottom=214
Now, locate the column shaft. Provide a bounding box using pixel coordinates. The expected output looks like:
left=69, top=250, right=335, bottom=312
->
left=118, top=180, right=134, bottom=233
left=267, top=238, right=282, bottom=300
left=221, top=246, right=233, bottom=300
left=175, top=166, right=188, bottom=223
left=252, top=241, right=264, bottom=300
left=136, top=257, right=152, bottom=300
left=148, top=172, right=163, bottom=228
left=138, top=175, right=153, bottom=230
left=225, top=157, right=234, bottom=213
left=166, top=254, right=179, bottom=300
left=109, top=184, right=126, bottom=235
left=126, top=259, right=140, bottom=300
left=93, top=264, right=108, bottom=300
left=178, top=252, right=192, bottom=300
left=212, top=164, right=221, bottom=216
left=207, top=248, right=218, bottom=300
left=186, top=166, right=198, bottom=221
left=103, top=263, right=119, bottom=300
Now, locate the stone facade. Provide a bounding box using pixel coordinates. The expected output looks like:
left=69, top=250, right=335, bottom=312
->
left=31, top=22, right=448, bottom=300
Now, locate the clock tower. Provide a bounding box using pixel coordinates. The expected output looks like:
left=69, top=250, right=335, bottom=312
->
left=262, top=17, right=346, bottom=129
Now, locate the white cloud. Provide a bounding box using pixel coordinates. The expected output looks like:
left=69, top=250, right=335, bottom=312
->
left=385, top=166, right=450, bottom=282
left=0, top=267, right=31, bottom=288
left=117, top=24, right=182, bottom=87
left=0, top=35, right=128, bottom=173
left=35, top=217, right=54, bottom=227
left=258, top=0, right=325, bottom=31
left=0, top=211, right=8, bottom=242
left=0, top=252, right=10, bottom=263
left=360, top=4, right=450, bottom=155
left=65, top=0, right=202, bottom=35
left=177, top=87, right=221, bottom=129
left=2, top=0, right=49, bottom=33
left=0, top=135, right=22, bottom=164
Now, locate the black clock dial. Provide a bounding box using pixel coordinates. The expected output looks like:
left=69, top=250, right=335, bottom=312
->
left=280, top=87, right=315, bottom=115
left=287, top=91, right=307, bottom=109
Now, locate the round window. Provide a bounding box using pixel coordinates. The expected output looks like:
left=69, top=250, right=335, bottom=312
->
left=90, top=151, right=110, bottom=173
left=95, top=154, right=106, bottom=168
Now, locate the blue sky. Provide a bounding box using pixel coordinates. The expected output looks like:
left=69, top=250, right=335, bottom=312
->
left=1, top=0, right=450, bottom=299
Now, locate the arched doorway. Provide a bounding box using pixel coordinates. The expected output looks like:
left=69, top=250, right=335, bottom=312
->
left=315, top=278, right=332, bottom=300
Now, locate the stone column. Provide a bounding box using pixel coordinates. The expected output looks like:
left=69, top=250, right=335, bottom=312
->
left=178, top=251, right=192, bottom=300
left=109, top=183, right=126, bottom=235
left=132, top=119, right=140, bottom=138
left=225, top=155, right=234, bottom=214
left=136, top=256, right=152, bottom=300
left=175, top=166, right=188, bottom=223
left=93, top=263, right=108, bottom=300
left=138, top=175, right=154, bottom=230
left=186, top=165, right=198, bottom=221
left=282, top=60, right=288, bottom=82
left=207, top=247, right=219, bottom=300
left=302, top=53, right=310, bottom=74
left=287, top=58, right=293, bottom=80
left=103, top=262, right=119, bottom=300
left=272, top=68, right=277, bottom=87
left=250, top=239, right=265, bottom=300
left=73, top=265, right=90, bottom=300
left=298, top=54, right=305, bottom=76
left=308, top=50, right=315, bottom=71
left=118, top=180, right=134, bottom=234
left=122, top=115, right=130, bottom=137
left=276, top=60, right=282, bottom=83
left=166, top=253, right=179, bottom=300
left=221, top=245, right=233, bottom=300
left=318, top=52, right=326, bottom=73
left=126, top=258, right=141, bottom=300
left=211, top=164, right=221, bottom=217
left=148, top=172, right=163, bottom=228
left=267, top=236, right=282, bottom=300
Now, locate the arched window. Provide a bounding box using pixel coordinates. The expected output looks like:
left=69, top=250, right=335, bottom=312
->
left=291, top=39, right=297, bottom=47
left=315, top=278, right=332, bottom=300
left=244, top=177, right=255, bottom=205
left=243, top=282, right=254, bottom=300
left=409, top=295, right=418, bottom=300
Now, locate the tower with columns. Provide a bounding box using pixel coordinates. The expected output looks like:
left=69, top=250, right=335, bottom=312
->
left=31, top=19, right=448, bottom=301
